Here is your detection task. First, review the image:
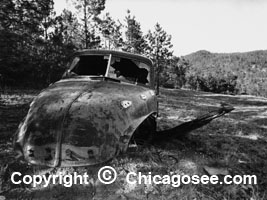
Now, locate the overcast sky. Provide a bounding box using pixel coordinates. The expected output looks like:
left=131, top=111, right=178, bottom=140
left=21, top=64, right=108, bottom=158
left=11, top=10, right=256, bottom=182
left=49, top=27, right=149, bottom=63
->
left=54, top=0, right=267, bottom=56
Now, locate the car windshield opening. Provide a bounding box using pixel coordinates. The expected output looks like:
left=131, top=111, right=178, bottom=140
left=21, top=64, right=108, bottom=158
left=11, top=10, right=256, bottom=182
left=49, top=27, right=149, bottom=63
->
left=67, top=54, right=151, bottom=85
left=70, top=55, right=109, bottom=76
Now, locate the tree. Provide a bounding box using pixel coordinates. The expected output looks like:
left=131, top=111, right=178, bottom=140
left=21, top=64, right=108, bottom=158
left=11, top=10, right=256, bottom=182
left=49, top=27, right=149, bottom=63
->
left=173, top=57, right=190, bottom=88
left=96, top=12, right=123, bottom=49
left=0, top=0, right=55, bottom=86
left=123, top=10, right=146, bottom=54
left=144, top=23, right=173, bottom=93
left=160, top=56, right=190, bottom=89
left=40, top=9, right=78, bottom=84
left=70, top=0, right=105, bottom=48
left=55, top=9, right=80, bottom=47
left=0, top=0, right=78, bottom=88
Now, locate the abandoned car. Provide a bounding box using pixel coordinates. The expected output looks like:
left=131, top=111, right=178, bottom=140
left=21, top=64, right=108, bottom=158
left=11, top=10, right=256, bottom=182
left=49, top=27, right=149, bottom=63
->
left=14, top=50, right=158, bottom=167
left=13, top=49, right=234, bottom=167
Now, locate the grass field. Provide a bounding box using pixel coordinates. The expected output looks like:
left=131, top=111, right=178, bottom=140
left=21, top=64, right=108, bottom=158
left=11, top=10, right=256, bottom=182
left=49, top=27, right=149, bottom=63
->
left=0, top=88, right=267, bottom=199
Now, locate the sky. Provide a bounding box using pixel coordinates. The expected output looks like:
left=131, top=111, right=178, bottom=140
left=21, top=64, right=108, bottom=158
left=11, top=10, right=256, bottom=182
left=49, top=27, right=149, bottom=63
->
left=54, top=0, right=267, bottom=56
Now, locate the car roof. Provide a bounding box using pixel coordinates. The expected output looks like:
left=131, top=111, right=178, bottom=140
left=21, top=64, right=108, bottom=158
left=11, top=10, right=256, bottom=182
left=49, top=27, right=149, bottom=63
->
left=74, top=49, right=153, bottom=66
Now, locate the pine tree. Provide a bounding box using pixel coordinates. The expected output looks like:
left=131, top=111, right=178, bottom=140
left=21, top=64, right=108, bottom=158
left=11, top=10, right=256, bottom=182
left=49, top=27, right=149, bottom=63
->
left=70, top=0, right=105, bottom=48
left=41, top=9, right=78, bottom=84
left=55, top=9, right=80, bottom=46
left=96, top=12, right=123, bottom=49
left=123, top=10, right=146, bottom=54
left=144, top=23, right=173, bottom=93
left=173, top=57, right=190, bottom=88
left=0, top=0, right=55, bottom=86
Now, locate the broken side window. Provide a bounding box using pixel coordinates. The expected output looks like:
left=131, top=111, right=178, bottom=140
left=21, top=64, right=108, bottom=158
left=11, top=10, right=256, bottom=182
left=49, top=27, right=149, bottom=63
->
left=108, top=57, right=150, bottom=85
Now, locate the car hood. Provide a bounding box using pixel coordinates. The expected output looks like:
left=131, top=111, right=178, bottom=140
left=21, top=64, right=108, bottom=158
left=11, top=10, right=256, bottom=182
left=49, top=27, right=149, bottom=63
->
left=14, top=78, right=157, bottom=167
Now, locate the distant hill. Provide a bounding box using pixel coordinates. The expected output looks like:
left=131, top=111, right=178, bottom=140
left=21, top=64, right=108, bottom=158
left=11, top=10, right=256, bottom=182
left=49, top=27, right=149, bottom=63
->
left=182, top=50, right=267, bottom=96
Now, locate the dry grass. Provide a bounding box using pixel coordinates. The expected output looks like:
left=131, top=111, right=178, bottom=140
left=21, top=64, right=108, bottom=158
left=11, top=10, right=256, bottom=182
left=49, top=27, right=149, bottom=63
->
left=0, top=88, right=267, bottom=199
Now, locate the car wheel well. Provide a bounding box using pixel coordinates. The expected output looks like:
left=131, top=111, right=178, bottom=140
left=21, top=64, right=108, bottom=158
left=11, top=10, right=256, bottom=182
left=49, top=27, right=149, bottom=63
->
left=129, top=113, right=157, bottom=145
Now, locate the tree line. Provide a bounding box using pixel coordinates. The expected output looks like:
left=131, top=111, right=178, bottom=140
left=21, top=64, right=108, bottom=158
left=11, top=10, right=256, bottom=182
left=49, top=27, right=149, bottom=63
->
left=184, top=50, right=267, bottom=97
left=0, top=0, right=179, bottom=89
left=1, top=0, right=265, bottom=98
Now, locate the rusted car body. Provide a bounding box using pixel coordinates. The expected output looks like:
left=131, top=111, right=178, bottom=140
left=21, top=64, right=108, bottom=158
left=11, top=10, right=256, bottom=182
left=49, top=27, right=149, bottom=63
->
left=14, top=50, right=157, bottom=167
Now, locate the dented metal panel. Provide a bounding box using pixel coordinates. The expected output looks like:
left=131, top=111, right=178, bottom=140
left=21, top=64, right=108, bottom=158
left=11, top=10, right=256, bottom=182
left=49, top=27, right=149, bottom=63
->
left=14, top=78, right=157, bottom=167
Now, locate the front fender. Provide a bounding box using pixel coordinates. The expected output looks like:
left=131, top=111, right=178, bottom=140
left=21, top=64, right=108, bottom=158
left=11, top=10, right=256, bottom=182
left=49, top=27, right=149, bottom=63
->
left=60, top=86, right=157, bottom=166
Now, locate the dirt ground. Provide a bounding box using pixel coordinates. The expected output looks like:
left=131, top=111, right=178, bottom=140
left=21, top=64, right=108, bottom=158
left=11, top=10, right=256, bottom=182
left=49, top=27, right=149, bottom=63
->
left=0, top=88, right=267, bottom=200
